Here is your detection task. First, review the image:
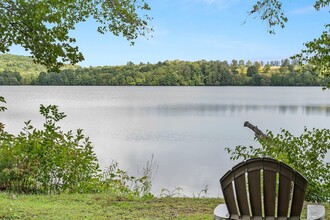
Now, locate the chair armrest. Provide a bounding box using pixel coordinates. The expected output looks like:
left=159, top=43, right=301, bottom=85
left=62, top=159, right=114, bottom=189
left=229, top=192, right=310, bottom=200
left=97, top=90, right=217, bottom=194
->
left=214, top=204, right=229, bottom=220
left=307, top=205, right=325, bottom=220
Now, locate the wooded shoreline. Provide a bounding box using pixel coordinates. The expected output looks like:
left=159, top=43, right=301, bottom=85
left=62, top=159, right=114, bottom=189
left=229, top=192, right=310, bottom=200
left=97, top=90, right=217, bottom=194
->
left=0, top=55, right=327, bottom=86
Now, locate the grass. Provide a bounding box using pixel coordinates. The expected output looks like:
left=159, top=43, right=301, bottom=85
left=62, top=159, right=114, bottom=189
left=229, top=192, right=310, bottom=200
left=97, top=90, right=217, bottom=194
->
left=0, top=193, right=221, bottom=219
left=0, top=193, right=328, bottom=219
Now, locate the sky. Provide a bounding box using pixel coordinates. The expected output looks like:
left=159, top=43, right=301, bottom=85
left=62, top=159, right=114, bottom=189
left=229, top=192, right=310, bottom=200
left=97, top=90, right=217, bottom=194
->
left=9, top=0, right=330, bottom=67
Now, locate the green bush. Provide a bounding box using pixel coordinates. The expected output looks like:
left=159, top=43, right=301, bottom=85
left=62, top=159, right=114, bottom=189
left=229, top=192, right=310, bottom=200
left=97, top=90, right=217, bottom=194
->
left=100, top=160, right=154, bottom=198
left=226, top=128, right=330, bottom=203
left=0, top=96, right=153, bottom=196
left=0, top=104, right=100, bottom=193
left=0, top=96, right=6, bottom=132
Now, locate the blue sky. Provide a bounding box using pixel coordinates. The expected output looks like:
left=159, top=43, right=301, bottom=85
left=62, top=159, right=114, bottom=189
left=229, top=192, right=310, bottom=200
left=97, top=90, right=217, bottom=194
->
left=10, top=0, right=329, bottom=67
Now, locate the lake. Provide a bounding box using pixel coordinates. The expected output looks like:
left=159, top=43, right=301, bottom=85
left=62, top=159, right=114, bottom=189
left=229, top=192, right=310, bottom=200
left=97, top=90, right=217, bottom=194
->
left=1, top=86, right=330, bottom=197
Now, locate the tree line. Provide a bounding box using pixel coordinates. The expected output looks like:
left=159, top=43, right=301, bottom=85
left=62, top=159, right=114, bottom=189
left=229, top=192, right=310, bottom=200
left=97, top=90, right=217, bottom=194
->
left=0, top=59, right=328, bottom=86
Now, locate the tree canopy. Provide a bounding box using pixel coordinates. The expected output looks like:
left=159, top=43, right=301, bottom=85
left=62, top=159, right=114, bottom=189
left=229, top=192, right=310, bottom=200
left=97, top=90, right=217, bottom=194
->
left=0, top=0, right=152, bottom=72
left=0, top=55, right=326, bottom=86
left=247, top=65, right=258, bottom=77
left=250, top=0, right=329, bottom=84
left=0, top=0, right=328, bottom=77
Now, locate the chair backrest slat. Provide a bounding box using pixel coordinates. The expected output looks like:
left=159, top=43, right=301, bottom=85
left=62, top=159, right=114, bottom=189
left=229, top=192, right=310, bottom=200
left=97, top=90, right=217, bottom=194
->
left=221, top=170, right=240, bottom=219
left=248, top=170, right=262, bottom=216
left=220, top=158, right=307, bottom=219
left=232, top=164, right=250, bottom=217
left=263, top=169, right=277, bottom=217
left=290, top=172, right=307, bottom=217
left=263, top=159, right=278, bottom=218
left=278, top=163, right=294, bottom=218
left=247, top=159, right=263, bottom=217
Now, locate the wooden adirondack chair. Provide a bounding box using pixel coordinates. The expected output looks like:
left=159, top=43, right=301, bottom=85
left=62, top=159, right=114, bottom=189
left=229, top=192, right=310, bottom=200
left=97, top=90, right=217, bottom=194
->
left=214, top=158, right=325, bottom=220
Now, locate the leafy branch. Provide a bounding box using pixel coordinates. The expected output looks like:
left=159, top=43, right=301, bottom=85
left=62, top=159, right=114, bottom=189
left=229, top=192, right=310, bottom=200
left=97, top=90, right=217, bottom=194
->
left=0, top=0, right=152, bottom=72
left=249, top=0, right=330, bottom=85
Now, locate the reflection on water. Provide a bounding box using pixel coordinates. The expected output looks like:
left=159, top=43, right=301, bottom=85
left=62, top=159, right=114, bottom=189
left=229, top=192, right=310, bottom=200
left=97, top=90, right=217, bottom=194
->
left=119, top=104, right=330, bottom=116
left=115, top=129, right=214, bottom=143
left=305, top=105, right=330, bottom=115
left=0, top=86, right=330, bottom=197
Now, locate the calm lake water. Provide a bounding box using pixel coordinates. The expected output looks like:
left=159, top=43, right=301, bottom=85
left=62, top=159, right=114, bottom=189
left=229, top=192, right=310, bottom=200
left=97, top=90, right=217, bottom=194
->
left=1, top=86, right=330, bottom=197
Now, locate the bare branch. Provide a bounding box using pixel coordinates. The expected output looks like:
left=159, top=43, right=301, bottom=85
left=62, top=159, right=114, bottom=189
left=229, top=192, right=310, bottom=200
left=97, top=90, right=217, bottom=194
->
left=244, top=121, right=268, bottom=140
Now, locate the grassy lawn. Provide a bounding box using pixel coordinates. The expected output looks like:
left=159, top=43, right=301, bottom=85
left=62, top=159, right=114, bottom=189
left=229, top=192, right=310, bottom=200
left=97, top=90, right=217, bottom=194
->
left=0, top=193, right=221, bottom=219
left=0, top=193, right=328, bottom=219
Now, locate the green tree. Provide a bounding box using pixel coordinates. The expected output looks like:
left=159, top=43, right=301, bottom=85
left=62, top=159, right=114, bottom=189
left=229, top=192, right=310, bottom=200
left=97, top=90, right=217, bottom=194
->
left=226, top=128, right=330, bottom=202
left=238, top=60, right=246, bottom=74
left=263, top=64, right=271, bottom=73
left=247, top=65, right=258, bottom=77
left=230, top=59, right=239, bottom=74
left=37, top=72, right=49, bottom=85
left=281, top=58, right=290, bottom=67
left=0, top=0, right=152, bottom=71
left=250, top=73, right=262, bottom=86
left=0, top=102, right=153, bottom=196
left=238, top=60, right=245, bottom=66
left=254, top=61, right=261, bottom=71
left=260, top=74, right=271, bottom=86
left=249, top=0, right=329, bottom=85
left=0, top=104, right=100, bottom=193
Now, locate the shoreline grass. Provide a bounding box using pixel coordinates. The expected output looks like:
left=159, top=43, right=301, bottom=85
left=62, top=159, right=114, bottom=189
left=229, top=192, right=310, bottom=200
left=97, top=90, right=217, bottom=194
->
left=0, top=193, right=328, bottom=219
left=0, top=193, right=221, bottom=219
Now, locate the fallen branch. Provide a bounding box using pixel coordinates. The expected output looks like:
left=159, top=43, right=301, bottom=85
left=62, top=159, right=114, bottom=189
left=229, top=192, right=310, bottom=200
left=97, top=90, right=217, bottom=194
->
left=244, top=121, right=268, bottom=140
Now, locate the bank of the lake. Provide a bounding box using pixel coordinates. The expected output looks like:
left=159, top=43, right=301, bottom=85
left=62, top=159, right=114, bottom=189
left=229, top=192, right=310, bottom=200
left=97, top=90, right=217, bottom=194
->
left=0, top=193, right=220, bottom=219
left=0, top=54, right=328, bottom=86
left=0, top=193, right=328, bottom=219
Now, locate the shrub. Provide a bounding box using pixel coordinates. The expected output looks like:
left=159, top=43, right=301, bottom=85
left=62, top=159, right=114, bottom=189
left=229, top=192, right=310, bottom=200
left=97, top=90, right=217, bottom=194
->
left=226, top=128, right=330, bottom=203
left=0, top=104, right=100, bottom=194
left=0, top=96, right=6, bottom=132
left=100, top=159, right=154, bottom=198
left=0, top=97, right=154, bottom=196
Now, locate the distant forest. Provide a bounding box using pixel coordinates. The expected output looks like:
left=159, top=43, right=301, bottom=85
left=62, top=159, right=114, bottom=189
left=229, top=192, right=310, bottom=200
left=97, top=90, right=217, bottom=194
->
left=0, top=54, right=327, bottom=86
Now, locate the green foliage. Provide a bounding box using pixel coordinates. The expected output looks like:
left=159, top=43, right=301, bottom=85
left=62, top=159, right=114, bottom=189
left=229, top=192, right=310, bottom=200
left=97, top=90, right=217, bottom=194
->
left=0, top=55, right=327, bottom=86
left=293, top=25, right=330, bottom=87
left=250, top=73, right=262, bottom=85
left=0, top=71, right=22, bottom=85
left=0, top=54, right=80, bottom=84
left=250, top=0, right=330, bottom=85
left=32, top=60, right=327, bottom=86
left=226, top=128, right=330, bottom=203
left=0, top=54, right=46, bottom=76
left=0, top=0, right=152, bottom=71
left=246, top=60, right=252, bottom=67
left=100, top=160, right=154, bottom=198
left=263, top=64, right=271, bottom=73
left=0, top=104, right=100, bottom=194
left=160, top=187, right=184, bottom=198
left=247, top=65, right=258, bottom=77
left=0, top=96, right=6, bottom=132
left=0, top=193, right=223, bottom=219
left=249, top=0, right=287, bottom=34
left=0, top=96, right=6, bottom=113
left=0, top=102, right=154, bottom=196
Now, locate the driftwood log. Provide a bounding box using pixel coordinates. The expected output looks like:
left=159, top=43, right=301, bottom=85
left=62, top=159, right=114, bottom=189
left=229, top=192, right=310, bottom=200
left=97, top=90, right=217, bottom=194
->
left=244, top=121, right=268, bottom=139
